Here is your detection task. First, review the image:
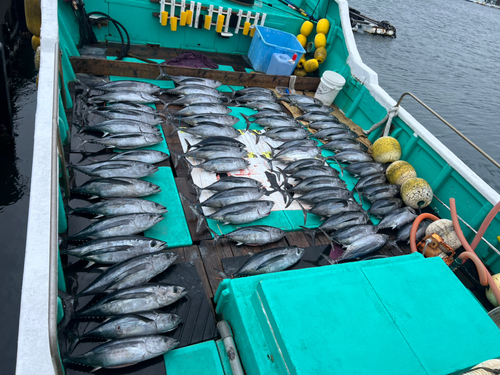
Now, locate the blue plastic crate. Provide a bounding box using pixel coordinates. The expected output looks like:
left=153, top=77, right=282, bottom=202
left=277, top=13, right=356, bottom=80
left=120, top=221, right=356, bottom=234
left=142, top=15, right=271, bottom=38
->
left=247, top=26, right=305, bottom=73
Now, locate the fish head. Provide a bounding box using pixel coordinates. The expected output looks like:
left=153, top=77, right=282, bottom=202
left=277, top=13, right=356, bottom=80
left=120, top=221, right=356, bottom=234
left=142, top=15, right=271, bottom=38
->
left=146, top=201, right=167, bottom=213
left=257, top=186, right=267, bottom=195
left=156, top=312, right=183, bottom=329
left=259, top=201, right=275, bottom=214
left=158, top=285, right=188, bottom=304
left=151, top=251, right=177, bottom=272
left=148, top=238, right=167, bottom=250
left=145, top=163, right=160, bottom=174
left=145, top=336, right=179, bottom=355
left=148, top=182, right=162, bottom=194
left=295, top=247, right=306, bottom=258
left=145, top=133, right=164, bottom=142
left=148, top=213, right=164, bottom=226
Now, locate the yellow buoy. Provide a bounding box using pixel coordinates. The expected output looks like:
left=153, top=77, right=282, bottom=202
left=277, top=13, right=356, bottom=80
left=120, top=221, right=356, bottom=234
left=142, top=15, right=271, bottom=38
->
left=314, top=47, right=327, bottom=64
left=296, top=34, right=307, bottom=48
left=297, top=56, right=306, bottom=69
left=250, top=26, right=257, bottom=37
left=486, top=274, right=500, bottom=307
left=170, top=16, right=178, bottom=31
left=180, top=11, right=188, bottom=26
left=300, top=21, right=314, bottom=37
left=242, top=21, right=250, bottom=35
left=160, top=11, right=169, bottom=26
left=204, top=15, right=212, bottom=30
left=186, top=10, right=193, bottom=25
left=314, top=33, right=327, bottom=49
left=31, top=35, right=40, bottom=50
left=316, top=18, right=330, bottom=35
left=386, top=160, right=416, bottom=186
left=372, top=136, right=401, bottom=163
left=216, top=14, right=225, bottom=33
left=304, top=59, right=319, bottom=73
left=25, top=0, right=41, bottom=36
left=293, top=68, right=307, bottom=77
left=400, top=177, right=433, bottom=209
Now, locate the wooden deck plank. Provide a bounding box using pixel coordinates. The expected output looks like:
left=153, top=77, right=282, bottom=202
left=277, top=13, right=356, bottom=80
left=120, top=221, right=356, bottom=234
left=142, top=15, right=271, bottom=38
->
left=199, top=240, right=234, bottom=296
left=285, top=231, right=314, bottom=248
left=70, top=57, right=321, bottom=90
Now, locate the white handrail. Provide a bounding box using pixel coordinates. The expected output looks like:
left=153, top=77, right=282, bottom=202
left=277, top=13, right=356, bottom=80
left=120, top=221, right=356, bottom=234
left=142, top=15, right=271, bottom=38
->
left=15, top=0, right=63, bottom=373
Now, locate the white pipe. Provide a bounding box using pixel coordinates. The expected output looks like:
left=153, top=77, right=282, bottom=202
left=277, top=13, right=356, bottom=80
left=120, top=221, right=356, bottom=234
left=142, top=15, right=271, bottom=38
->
left=217, top=321, right=244, bottom=375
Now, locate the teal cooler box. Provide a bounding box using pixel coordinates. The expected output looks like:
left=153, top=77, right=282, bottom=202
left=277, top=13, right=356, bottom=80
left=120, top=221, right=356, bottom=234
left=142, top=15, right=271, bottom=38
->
left=247, top=26, right=305, bottom=73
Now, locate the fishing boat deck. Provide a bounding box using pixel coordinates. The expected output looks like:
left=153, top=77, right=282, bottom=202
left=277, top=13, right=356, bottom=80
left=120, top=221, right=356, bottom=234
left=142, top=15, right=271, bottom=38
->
left=64, top=47, right=492, bottom=315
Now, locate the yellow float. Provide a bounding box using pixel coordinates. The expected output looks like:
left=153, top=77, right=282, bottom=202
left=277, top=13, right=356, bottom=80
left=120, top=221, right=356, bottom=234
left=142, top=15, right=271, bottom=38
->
left=314, top=47, right=327, bottom=64
left=304, top=59, right=319, bottom=73
left=296, top=34, right=307, bottom=48
left=372, top=136, right=401, bottom=163
left=386, top=160, right=416, bottom=185
left=314, top=33, right=327, bottom=49
left=400, top=177, right=433, bottom=209
left=316, top=18, right=330, bottom=35
left=300, top=21, right=314, bottom=37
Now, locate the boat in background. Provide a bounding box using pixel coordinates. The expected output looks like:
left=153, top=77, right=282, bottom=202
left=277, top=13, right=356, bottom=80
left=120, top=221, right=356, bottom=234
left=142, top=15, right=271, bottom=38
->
left=16, top=0, right=500, bottom=373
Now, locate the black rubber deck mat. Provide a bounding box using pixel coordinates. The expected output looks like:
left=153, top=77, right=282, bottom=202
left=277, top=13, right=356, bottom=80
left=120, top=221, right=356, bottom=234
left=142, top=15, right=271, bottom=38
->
left=221, top=244, right=333, bottom=277
left=61, top=262, right=218, bottom=375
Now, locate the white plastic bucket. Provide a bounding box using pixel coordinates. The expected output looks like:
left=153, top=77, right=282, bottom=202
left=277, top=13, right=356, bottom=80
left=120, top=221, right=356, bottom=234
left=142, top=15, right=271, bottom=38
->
left=314, top=71, right=346, bottom=106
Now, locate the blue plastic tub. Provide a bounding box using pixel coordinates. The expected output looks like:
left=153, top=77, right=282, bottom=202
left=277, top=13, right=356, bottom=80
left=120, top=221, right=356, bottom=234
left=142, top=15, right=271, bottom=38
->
left=247, top=26, right=305, bottom=73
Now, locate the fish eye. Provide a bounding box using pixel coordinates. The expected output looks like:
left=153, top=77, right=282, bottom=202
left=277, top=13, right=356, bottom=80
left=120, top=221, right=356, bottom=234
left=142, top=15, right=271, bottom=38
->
left=150, top=240, right=157, bottom=247
left=173, top=286, right=178, bottom=293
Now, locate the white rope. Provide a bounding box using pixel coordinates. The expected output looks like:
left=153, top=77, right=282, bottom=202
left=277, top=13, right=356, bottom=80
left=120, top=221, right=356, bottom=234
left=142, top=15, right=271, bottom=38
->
left=364, top=106, right=399, bottom=135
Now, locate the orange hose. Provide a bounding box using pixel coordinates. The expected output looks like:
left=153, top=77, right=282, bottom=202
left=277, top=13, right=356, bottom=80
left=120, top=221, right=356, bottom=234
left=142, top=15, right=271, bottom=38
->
left=470, top=201, right=500, bottom=251
left=410, top=213, right=440, bottom=253
left=458, top=252, right=488, bottom=286
left=450, top=198, right=500, bottom=304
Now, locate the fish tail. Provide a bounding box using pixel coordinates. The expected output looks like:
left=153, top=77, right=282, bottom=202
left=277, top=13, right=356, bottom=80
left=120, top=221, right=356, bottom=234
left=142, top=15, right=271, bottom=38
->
left=241, top=113, right=252, bottom=134
left=185, top=139, right=194, bottom=152
left=75, top=133, right=88, bottom=150
left=263, top=140, right=276, bottom=158
left=229, top=86, right=237, bottom=99
left=389, top=240, right=403, bottom=253
left=180, top=194, right=205, bottom=233
left=254, top=131, right=260, bottom=145
left=299, top=225, right=317, bottom=246
left=189, top=182, right=202, bottom=201
left=207, top=227, right=221, bottom=247
left=295, top=199, right=308, bottom=225
left=354, top=186, right=362, bottom=205
left=170, top=150, right=184, bottom=169
left=318, top=227, right=336, bottom=251
left=57, top=289, right=76, bottom=335
left=258, top=154, right=273, bottom=171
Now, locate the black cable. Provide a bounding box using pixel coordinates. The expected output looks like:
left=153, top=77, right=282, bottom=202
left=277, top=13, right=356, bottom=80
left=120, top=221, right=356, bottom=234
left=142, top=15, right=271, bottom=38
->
left=87, top=11, right=130, bottom=60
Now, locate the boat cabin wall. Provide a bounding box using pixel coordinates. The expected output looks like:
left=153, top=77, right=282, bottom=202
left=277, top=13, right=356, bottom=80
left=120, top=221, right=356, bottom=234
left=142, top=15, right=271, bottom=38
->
left=79, top=0, right=305, bottom=54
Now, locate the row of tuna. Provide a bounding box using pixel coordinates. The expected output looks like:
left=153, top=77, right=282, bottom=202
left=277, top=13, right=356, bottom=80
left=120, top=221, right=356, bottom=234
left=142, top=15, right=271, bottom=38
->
left=61, top=80, right=187, bottom=372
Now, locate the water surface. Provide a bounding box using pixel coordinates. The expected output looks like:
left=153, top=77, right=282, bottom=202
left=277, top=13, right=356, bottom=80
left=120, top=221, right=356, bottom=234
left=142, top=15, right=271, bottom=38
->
left=349, top=0, right=500, bottom=191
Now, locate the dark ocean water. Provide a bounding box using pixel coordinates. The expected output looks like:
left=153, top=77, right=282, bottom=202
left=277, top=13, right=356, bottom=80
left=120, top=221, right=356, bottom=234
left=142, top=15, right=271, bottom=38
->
left=0, top=33, right=37, bottom=374
left=349, top=0, right=500, bottom=192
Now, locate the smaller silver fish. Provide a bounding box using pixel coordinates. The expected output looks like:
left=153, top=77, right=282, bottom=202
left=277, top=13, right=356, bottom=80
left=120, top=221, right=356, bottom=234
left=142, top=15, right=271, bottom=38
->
left=377, top=207, right=417, bottom=230
left=80, top=133, right=163, bottom=150
left=209, top=225, right=285, bottom=246
left=233, top=246, right=305, bottom=277
left=94, top=81, right=161, bottom=94
left=71, top=160, right=158, bottom=178
left=71, top=198, right=167, bottom=217
left=110, top=150, right=169, bottom=164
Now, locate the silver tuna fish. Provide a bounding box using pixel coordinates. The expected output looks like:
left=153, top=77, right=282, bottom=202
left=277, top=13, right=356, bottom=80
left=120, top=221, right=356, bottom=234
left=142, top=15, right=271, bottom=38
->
left=209, top=225, right=285, bottom=246
left=233, top=246, right=305, bottom=277
left=71, top=178, right=161, bottom=198
left=71, top=160, right=158, bottom=178
left=110, top=150, right=169, bottom=164
left=68, top=213, right=163, bottom=241
left=71, top=198, right=167, bottom=218
left=64, top=335, right=178, bottom=371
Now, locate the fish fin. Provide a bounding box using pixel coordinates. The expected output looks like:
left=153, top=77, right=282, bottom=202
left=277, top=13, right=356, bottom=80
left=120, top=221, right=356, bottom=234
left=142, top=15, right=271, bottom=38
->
left=75, top=133, right=88, bottom=150
left=321, top=253, right=337, bottom=265
left=265, top=170, right=289, bottom=205
left=236, top=242, right=243, bottom=246
left=84, top=261, right=95, bottom=269
left=101, top=132, right=109, bottom=138
left=180, top=194, right=205, bottom=233
left=229, top=86, right=237, bottom=99
left=93, top=215, right=104, bottom=219
left=223, top=222, right=231, bottom=225
left=407, top=206, right=416, bottom=215
left=256, top=255, right=287, bottom=271
left=185, top=139, right=193, bottom=152
left=91, top=367, right=103, bottom=372
left=208, top=227, right=221, bottom=247
left=299, top=225, right=317, bottom=246
left=242, top=114, right=252, bottom=133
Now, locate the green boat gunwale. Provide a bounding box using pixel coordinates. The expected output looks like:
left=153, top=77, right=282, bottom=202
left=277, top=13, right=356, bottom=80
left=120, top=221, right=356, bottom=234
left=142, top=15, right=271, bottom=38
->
left=16, top=0, right=500, bottom=373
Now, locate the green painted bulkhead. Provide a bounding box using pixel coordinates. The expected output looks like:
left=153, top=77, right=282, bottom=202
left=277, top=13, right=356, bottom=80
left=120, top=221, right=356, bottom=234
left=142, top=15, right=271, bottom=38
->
left=56, top=0, right=500, bottom=275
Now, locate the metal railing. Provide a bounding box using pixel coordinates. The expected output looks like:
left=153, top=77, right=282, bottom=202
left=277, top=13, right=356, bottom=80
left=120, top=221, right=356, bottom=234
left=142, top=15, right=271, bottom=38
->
left=395, top=92, right=500, bottom=170
left=49, top=43, right=64, bottom=375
